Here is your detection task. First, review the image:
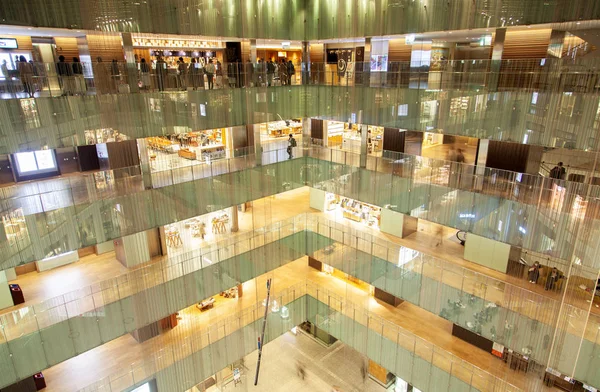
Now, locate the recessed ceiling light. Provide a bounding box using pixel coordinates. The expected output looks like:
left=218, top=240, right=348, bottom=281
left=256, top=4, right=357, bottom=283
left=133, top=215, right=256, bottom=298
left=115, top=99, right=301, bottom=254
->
left=577, top=22, right=581, bottom=25
left=27, top=28, right=32, bottom=30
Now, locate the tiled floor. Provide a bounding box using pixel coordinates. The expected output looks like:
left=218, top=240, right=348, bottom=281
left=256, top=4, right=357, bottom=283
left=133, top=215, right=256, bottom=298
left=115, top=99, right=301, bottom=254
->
left=213, top=331, right=387, bottom=392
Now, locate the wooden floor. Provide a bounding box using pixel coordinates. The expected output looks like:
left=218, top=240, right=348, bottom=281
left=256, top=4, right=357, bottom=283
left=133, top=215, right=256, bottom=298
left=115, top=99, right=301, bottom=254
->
left=1, top=187, right=596, bottom=391
left=41, top=259, right=555, bottom=392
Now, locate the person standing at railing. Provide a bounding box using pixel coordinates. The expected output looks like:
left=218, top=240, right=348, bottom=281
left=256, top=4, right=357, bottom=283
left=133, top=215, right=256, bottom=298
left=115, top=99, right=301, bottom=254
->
left=110, top=59, right=121, bottom=92
left=17, top=56, right=34, bottom=97
left=287, top=60, right=295, bottom=85
left=189, top=58, right=203, bottom=90
left=140, top=58, right=151, bottom=90
left=93, top=57, right=111, bottom=94
left=278, top=59, right=288, bottom=86
left=72, top=57, right=86, bottom=95
left=1, top=59, right=10, bottom=92
left=56, top=55, right=74, bottom=96
left=177, top=57, right=187, bottom=90
left=549, top=162, right=566, bottom=180
left=205, top=59, right=215, bottom=90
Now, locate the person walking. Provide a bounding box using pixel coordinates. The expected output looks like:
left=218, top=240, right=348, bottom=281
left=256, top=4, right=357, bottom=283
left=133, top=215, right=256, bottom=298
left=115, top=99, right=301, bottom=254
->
left=1, top=59, right=11, bottom=93
left=205, top=59, right=215, bottom=90
left=296, top=361, right=306, bottom=380
left=287, top=133, right=297, bottom=159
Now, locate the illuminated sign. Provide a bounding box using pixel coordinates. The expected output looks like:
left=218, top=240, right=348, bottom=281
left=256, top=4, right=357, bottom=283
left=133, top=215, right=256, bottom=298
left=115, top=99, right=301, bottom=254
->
left=0, top=38, right=18, bottom=49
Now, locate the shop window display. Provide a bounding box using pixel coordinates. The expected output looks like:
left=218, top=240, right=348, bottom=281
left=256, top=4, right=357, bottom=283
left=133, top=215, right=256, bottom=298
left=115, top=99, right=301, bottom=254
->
left=164, top=209, right=232, bottom=255
left=326, top=121, right=383, bottom=156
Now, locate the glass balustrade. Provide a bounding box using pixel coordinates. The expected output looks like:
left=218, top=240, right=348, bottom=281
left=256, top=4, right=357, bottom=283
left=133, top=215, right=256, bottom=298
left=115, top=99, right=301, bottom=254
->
left=3, top=59, right=600, bottom=154
left=3, top=145, right=600, bottom=271
left=1, top=212, right=599, bottom=389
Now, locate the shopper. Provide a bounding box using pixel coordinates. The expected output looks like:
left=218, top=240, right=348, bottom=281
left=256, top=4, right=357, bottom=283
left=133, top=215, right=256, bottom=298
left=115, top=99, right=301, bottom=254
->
left=17, top=56, right=34, bottom=97
left=156, top=56, right=166, bottom=92
left=545, top=267, right=560, bottom=291
left=139, top=58, right=151, bottom=90
left=189, top=58, right=202, bottom=90
left=549, top=162, right=566, bottom=180
left=278, top=59, right=287, bottom=86
left=527, top=261, right=540, bottom=284
left=1, top=59, right=11, bottom=93
left=56, top=55, right=74, bottom=96
left=205, top=59, right=215, bottom=90
left=94, top=57, right=111, bottom=94
left=287, top=133, right=297, bottom=159
left=177, top=57, right=187, bottom=90
left=287, top=60, right=295, bottom=85
left=110, top=59, right=121, bottom=92
left=455, top=148, right=465, bottom=163
left=245, top=59, right=254, bottom=87
left=72, top=57, right=86, bottom=94
left=296, top=361, right=305, bottom=380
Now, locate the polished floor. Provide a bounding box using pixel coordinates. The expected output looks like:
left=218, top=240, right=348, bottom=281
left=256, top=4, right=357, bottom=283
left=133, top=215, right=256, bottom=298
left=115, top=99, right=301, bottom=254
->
left=1, top=187, right=596, bottom=391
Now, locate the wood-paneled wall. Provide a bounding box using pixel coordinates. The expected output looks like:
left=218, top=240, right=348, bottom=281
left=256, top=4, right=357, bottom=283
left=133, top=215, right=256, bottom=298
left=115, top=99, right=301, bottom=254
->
left=388, top=39, right=412, bottom=62
left=87, top=34, right=124, bottom=62
left=309, top=43, right=324, bottom=63
left=311, top=119, right=324, bottom=140
left=241, top=41, right=251, bottom=62
left=54, top=37, right=79, bottom=60
left=382, top=127, right=405, bottom=153
left=486, top=140, right=530, bottom=173
left=0, top=35, right=32, bottom=53
left=502, top=29, right=552, bottom=59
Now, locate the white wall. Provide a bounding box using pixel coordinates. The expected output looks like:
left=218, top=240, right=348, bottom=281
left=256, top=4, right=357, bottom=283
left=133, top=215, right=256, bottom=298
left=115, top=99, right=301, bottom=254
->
left=464, top=233, right=511, bottom=273
left=309, top=188, right=326, bottom=211
left=0, top=271, right=14, bottom=310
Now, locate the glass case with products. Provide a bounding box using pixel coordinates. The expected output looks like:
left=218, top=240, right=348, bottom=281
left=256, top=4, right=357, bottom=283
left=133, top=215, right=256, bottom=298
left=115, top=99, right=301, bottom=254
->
left=340, top=197, right=381, bottom=228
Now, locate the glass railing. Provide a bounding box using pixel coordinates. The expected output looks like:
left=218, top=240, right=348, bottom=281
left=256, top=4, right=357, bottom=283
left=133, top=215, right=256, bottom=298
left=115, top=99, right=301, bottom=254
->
left=3, top=78, right=600, bottom=155
left=1, top=212, right=599, bottom=389
left=2, top=57, right=600, bottom=150
left=2, top=58, right=599, bottom=99
left=3, top=144, right=600, bottom=271
left=0, top=214, right=308, bottom=388
left=77, top=280, right=522, bottom=392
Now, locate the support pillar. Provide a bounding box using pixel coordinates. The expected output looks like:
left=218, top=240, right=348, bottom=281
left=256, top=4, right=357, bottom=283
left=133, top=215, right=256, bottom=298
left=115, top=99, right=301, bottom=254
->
left=121, top=32, right=139, bottom=93
left=76, top=36, right=93, bottom=79
left=362, top=38, right=372, bottom=87
left=359, top=124, right=368, bottom=168
left=302, top=41, right=310, bottom=84
left=368, top=360, right=395, bottom=387
left=137, top=138, right=153, bottom=189
left=0, top=270, right=14, bottom=310
left=488, top=28, right=506, bottom=91
left=250, top=39, right=257, bottom=62
left=302, top=117, right=311, bottom=147
left=231, top=205, right=239, bottom=232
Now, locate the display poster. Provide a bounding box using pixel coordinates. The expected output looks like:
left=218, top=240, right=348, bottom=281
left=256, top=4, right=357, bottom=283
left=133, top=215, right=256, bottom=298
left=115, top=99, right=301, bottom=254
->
left=370, top=54, right=388, bottom=72
left=34, top=150, right=57, bottom=171
left=15, top=152, right=37, bottom=173
left=430, top=47, right=449, bottom=71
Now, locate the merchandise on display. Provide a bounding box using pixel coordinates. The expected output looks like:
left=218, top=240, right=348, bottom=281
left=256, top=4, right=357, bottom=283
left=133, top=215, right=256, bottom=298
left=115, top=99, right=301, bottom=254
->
left=326, top=121, right=383, bottom=154
left=85, top=128, right=126, bottom=145
left=261, top=120, right=303, bottom=139
left=325, top=192, right=381, bottom=228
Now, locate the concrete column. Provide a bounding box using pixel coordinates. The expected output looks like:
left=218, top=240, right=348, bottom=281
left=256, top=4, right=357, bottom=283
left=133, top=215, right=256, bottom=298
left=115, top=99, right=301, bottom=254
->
left=302, top=41, right=310, bottom=84
left=302, top=117, right=311, bottom=147
left=250, top=39, right=257, bottom=62
left=488, top=28, right=506, bottom=91
left=231, top=206, right=239, bottom=233
left=252, top=123, right=262, bottom=166
left=360, top=124, right=368, bottom=168
left=548, top=30, right=567, bottom=58
left=137, top=138, right=153, bottom=189
left=473, top=139, right=489, bottom=191
left=121, top=32, right=140, bottom=93
left=362, top=38, right=372, bottom=87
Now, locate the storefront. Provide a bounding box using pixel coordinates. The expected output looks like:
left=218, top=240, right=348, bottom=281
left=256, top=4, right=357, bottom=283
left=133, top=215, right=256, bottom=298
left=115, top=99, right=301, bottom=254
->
left=326, top=121, right=383, bottom=156
left=144, top=127, right=232, bottom=172
left=162, top=208, right=234, bottom=256
left=84, top=128, right=127, bottom=145
left=132, top=34, right=224, bottom=68
left=324, top=193, right=381, bottom=229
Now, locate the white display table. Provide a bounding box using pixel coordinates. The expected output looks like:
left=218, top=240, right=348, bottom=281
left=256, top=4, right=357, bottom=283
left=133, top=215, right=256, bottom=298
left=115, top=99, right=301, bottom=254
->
left=36, top=251, right=79, bottom=272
